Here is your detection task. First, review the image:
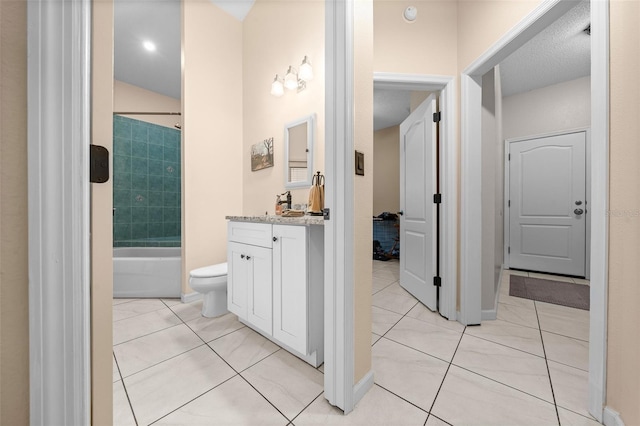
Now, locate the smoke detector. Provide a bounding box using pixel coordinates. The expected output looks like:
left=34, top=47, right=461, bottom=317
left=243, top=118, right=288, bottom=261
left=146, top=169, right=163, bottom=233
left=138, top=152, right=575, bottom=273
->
left=403, top=6, right=417, bottom=23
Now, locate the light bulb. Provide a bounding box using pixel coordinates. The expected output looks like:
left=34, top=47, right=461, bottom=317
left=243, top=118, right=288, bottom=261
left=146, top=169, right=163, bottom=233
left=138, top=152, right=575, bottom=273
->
left=271, top=75, right=284, bottom=97
left=284, top=66, right=298, bottom=90
left=299, top=56, right=313, bottom=81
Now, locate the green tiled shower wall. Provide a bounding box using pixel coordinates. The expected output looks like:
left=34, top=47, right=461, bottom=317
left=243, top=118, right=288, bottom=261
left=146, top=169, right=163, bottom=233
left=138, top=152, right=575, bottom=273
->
left=113, top=115, right=181, bottom=247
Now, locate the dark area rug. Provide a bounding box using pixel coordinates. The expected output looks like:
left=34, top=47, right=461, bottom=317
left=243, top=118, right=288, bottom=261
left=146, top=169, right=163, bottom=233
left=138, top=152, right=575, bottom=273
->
left=509, top=275, right=590, bottom=310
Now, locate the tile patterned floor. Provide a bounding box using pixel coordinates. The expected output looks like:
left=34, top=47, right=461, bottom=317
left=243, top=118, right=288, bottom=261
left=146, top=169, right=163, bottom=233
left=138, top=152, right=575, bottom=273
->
left=113, top=262, right=597, bottom=425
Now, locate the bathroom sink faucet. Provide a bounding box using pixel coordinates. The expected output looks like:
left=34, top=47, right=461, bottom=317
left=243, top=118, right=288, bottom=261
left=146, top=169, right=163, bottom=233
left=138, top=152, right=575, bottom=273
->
left=280, top=191, right=292, bottom=210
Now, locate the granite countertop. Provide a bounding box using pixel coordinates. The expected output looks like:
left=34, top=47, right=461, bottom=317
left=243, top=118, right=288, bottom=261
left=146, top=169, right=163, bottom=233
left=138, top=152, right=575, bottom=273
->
left=226, top=215, right=325, bottom=226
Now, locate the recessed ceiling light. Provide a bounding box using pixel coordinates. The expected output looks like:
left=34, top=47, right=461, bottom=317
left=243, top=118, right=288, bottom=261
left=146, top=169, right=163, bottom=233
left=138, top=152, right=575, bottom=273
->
left=143, top=41, right=156, bottom=52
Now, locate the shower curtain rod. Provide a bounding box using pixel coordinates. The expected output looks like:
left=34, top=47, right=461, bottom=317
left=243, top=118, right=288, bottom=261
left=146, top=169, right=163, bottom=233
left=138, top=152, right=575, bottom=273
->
left=113, top=111, right=181, bottom=116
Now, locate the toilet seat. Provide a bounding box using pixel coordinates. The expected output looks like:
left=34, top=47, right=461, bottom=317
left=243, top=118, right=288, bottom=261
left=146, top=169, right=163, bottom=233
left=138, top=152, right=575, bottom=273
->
left=191, top=263, right=227, bottom=278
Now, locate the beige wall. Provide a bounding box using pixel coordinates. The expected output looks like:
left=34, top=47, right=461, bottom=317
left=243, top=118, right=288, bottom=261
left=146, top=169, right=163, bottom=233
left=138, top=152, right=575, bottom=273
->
left=374, top=0, right=458, bottom=76
left=0, top=0, right=29, bottom=423
left=181, top=1, right=244, bottom=293
left=242, top=0, right=324, bottom=215
left=607, top=1, right=640, bottom=424
left=493, top=66, right=504, bottom=296
left=502, top=76, right=591, bottom=140
left=354, top=0, right=374, bottom=384
left=373, top=126, right=400, bottom=215
left=410, top=91, right=433, bottom=112
left=91, top=0, right=114, bottom=423
left=457, top=1, right=543, bottom=71
left=114, top=80, right=181, bottom=128
left=480, top=67, right=503, bottom=311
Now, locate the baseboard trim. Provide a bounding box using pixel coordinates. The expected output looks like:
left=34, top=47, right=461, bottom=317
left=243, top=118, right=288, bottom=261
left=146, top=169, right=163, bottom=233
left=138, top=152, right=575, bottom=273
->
left=353, top=370, right=374, bottom=408
left=181, top=291, right=202, bottom=304
left=481, top=267, right=503, bottom=321
left=603, top=407, right=625, bottom=426
left=481, top=309, right=497, bottom=321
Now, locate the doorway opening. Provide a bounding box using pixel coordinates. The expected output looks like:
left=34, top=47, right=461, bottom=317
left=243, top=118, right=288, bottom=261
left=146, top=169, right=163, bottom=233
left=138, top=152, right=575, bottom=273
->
left=372, top=73, right=457, bottom=322
left=460, top=0, right=608, bottom=420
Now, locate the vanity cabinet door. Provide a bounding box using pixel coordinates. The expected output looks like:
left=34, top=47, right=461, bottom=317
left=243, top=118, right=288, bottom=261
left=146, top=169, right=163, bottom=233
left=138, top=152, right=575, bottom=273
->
left=227, top=242, right=273, bottom=335
left=245, top=244, right=273, bottom=335
left=227, top=242, right=248, bottom=320
left=272, top=225, right=308, bottom=354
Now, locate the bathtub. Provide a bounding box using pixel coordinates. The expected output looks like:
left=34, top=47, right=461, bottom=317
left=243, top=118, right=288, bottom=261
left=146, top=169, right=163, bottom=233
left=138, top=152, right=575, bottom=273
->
left=113, top=247, right=181, bottom=298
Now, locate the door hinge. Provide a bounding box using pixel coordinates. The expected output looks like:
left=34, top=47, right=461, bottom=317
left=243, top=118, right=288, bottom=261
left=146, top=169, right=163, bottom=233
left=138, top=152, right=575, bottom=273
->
left=323, top=208, right=330, bottom=220
left=508, top=153, right=511, bottom=161
left=433, top=111, right=441, bottom=123
left=433, top=193, right=442, bottom=204
left=508, top=247, right=511, bottom=254
left=508, top=200, right=510, bottom=207
left=433, top=276, right=442, bottom=287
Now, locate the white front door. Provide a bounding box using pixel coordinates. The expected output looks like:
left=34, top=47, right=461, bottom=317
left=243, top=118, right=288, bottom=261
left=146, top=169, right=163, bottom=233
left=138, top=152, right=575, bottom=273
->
left=508, top=131, right=587, bottom=276
left=399, top=94, right=437, bottom=311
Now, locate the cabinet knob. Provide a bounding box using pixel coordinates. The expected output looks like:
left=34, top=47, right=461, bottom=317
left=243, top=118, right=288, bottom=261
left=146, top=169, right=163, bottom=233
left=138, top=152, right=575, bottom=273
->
left=246, top=255, right=251, bottom=260
left=273, top=236, right=278, bottom=242
left=240, top=254, right=245, bottom=259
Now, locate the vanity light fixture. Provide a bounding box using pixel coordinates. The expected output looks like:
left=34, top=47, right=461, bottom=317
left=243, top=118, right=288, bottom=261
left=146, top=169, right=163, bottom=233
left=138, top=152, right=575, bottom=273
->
left=271, top=56, right=313, bottom=96
left=271, top=74, right=284, bottom=97
left=298, top=56, right=314, bottom=81
left=284, top=66, right=300, bottom=91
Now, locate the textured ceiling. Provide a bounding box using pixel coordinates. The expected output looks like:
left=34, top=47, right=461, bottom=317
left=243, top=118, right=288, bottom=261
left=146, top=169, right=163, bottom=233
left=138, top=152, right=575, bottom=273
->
left=114, top=0, right=181, bottom=100
left=373, top=90, right=412, bottom=131
left=500, top=0, right=590, bottom=97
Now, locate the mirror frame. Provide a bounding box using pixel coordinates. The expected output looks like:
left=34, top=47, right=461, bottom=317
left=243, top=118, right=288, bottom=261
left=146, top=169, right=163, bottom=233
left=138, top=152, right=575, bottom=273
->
left=284, top=114, right=315, bottom=189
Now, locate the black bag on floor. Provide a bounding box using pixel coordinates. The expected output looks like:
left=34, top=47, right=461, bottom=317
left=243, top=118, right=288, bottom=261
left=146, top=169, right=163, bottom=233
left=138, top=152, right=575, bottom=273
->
left=373, top=240, right=389, bottom=261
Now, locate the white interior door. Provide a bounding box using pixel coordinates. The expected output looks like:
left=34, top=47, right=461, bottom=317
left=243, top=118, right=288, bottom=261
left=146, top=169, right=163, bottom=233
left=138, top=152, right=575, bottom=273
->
left=399, top=94, right=437, bottom=311
left=508, top=132, right=586, bottom=276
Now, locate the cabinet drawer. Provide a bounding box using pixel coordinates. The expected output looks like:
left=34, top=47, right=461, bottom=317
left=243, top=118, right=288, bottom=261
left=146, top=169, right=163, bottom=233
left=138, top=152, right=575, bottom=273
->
left=228, top=221, right=273, bottom=248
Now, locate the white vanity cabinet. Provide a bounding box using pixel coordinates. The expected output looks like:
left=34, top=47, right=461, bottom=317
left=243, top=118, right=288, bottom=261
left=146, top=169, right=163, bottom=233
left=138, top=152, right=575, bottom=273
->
left=227, top=219, right=324, bottom=367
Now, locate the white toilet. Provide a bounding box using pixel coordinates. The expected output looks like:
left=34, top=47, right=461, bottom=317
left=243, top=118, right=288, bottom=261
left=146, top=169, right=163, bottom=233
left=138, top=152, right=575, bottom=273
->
left=188, top=263, right=228, bottom=318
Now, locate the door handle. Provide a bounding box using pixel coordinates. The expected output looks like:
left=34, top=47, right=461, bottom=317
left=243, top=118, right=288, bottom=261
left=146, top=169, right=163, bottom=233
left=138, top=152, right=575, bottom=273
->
left=574, top=208, right=584, bottom=215
left=398, top=211, right=404, bottom=216
left=575, top=200, right=583, bottom=206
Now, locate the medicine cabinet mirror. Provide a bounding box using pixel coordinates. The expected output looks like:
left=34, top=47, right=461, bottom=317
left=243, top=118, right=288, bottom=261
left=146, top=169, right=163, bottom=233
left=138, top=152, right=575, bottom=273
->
left=284, top=114, right=315, bottom=189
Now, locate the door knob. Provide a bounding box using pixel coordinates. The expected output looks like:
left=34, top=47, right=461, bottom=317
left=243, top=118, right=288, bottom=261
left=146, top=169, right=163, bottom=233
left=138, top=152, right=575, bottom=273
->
left=574, top=208, right=584, bottom=215
left=398, top=211, right=404, bottom=216
left=575, top=200, right=583, bottom=206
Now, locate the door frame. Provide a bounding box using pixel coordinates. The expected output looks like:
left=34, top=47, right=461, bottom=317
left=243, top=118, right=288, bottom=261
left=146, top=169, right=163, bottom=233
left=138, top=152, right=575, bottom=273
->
left=323, top=0, right=355, bottom=412
left=503, top=128, right=591, bottom=279
left=460, top=0, right=609, bottom=421
left=27, top=0, right=92, bottom=423
left=374, top=73, right=457, bottom=321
